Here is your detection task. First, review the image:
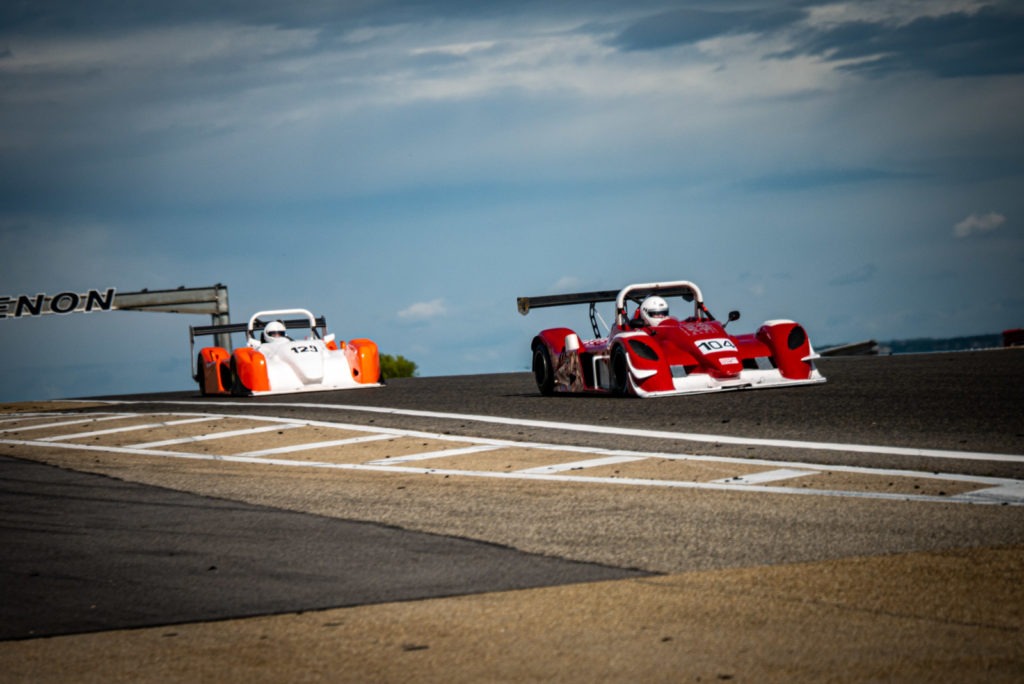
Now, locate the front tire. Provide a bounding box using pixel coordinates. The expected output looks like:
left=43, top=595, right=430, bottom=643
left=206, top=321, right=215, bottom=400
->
left=611, top=345, right=630, bottom=396
left=229, top=358, right=248, bottom=396
left=532, top=343, right=555, bottom=395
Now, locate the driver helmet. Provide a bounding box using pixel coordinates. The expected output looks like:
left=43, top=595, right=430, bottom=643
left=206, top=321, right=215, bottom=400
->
left=262, top=320, right=287, bottom=342
left=639, top=296, right=670, bottom=326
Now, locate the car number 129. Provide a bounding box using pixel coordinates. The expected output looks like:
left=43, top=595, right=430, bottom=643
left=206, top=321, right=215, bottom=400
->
left=290, top=344, right=321, bottom=354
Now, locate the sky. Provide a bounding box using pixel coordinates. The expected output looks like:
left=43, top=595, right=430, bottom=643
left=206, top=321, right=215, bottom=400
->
left=1, top=0, right=1022, bottom=401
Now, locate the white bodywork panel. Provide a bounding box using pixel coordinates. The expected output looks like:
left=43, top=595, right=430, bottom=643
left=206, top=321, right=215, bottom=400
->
left=254, top=338, right=375, bottom=395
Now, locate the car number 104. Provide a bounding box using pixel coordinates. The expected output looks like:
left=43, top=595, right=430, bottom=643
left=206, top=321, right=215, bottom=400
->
left=290, top=344, right=320, bottom=354
left=696, top=338, right=738, bottom=353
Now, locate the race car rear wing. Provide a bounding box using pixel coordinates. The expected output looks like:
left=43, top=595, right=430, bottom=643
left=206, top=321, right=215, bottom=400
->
left=517, top=289, right=618, bottom=315
left=518, top=282, right=708, bottom=336
left=516, top=282, right=702, bottom=315
left=189, top=315, right=328, bottom=342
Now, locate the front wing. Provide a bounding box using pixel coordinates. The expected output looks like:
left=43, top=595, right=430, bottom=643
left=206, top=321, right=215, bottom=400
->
left=626, top=364, right=826, bottom=397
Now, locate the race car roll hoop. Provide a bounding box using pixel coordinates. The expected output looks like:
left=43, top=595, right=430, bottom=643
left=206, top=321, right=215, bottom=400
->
left=518, top=281, right=720, bottom=336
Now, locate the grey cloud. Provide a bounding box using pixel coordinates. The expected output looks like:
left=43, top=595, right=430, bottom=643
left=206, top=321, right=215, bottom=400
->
left=954, top=211, right=1006, bottom=238
left=0, top=1, right=380, bottom=33
left=0, top=1, right=668, bottom=36
left=781, top=3, right=1024, bottom=78
left=610, top=7, right=806, bottom=51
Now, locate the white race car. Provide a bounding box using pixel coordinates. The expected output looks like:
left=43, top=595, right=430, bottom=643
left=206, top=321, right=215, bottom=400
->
left=191, top=308, right=382, bottom=396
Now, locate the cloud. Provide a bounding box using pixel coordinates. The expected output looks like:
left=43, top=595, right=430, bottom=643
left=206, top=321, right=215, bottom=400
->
left=397, top=298, right=447, bottom=320
left=828, top=263, right=877, bottom=286
left=782, top=4, right=1024, bottom=78
left=610, top=7, right=805, bottom=51
left=551, top=276, right=581, bottom=292
left=954, top=211, right=1006, bottom=238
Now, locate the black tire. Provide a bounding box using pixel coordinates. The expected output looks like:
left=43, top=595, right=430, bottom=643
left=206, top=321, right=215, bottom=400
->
left=229, top=358, right=248, bottom=396
left=611, top=344, right=630, bottom=396
left=532, top=343, right=555, bottom=395
left=196, top=353, right=208, bottom=395
left=218, top=359, right=233, bottom=393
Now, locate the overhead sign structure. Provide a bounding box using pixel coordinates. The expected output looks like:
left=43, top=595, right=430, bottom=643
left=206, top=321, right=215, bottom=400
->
left=1, top=284, right=232, bottom=347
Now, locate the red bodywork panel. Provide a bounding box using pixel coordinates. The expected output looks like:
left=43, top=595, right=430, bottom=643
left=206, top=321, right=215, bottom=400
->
left=197, top=346, right=231, bottom=395
left=233, top=347, right=270, bottom=393
left=345, top=338, right=381, bottom=384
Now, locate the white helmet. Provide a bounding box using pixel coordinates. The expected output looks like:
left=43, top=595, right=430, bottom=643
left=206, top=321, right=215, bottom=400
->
left=262, top=320, right=287, bottom=342
left=640, top=296, right=670, bottom=326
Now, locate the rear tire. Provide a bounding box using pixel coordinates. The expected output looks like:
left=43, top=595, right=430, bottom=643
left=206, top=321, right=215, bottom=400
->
left=218, top=360, right=233, bottom=393
left=532, top=343, right=555, bottom=395
left=196, top=353, right=208, bottom=395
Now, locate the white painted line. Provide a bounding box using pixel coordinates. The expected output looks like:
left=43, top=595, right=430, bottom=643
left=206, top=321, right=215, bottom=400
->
left=0, top=413, right=73, bottom=425
left=23, top=409, right=1021, bottom=488
left=713, top=468, right=817, bottom=485
left=8, top=410, right=1023, bottom=507
left=1, top=435, right=1010, bottom=505
left=237, top=434, right=394, bottom=457
left=167, top=416, right=225, bottom=426
left=365, top=445, right=501, bottom=465
left=128, top=422, right=303, bottom=448
left=517, top=455, right=647, bottom=474
left=0, top=438, right=230, bottom=460
left=128, top=411, right=509, bottom=450
left=115, top=399, right=1024, bottom=464
left=136, top=411, right=487, bottom=446
left=0, top=413, right=133, bottom=434
left=39, top=416, right=223, bottom=442
left=957, top=484, right=1024, bottom=504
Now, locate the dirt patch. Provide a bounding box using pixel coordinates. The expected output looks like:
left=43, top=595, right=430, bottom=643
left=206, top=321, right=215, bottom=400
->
left=2, top=546, right=1021, bottom=683
left=585, top=457, right=764, bottom=482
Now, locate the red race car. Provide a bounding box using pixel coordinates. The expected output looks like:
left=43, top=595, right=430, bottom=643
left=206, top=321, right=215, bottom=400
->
left=518, top=280, right=825, bottom=397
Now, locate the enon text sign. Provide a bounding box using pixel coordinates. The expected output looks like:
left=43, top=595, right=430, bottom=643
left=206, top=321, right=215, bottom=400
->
left=0, top=288, right=117, bottom=319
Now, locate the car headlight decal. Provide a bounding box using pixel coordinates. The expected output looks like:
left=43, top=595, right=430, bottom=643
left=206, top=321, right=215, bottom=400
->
left=787, top=325, right=807, bottom=350
left=628, top=339, right=660, bottom=361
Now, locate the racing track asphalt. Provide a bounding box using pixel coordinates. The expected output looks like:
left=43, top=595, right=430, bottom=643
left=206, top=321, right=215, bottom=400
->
left=0, top=456, right=648, bottom=641
left=1, top=349, right=1023, bottom=681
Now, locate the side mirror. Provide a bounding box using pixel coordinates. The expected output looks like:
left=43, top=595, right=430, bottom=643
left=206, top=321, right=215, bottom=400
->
left=724, top=310, right=740, bottom=329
